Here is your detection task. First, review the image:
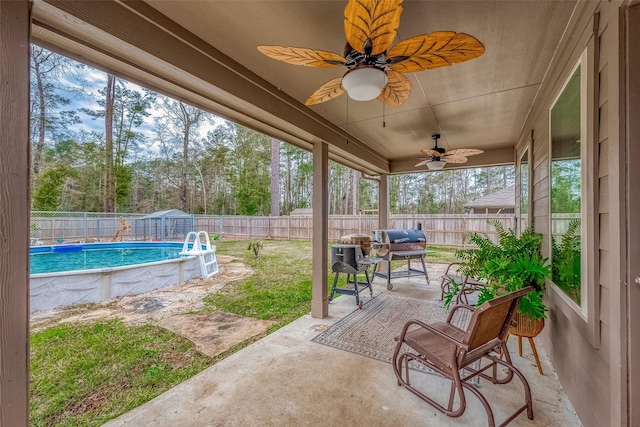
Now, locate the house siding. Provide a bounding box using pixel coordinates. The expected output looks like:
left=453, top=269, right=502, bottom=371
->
left=520, top=2, right=630, bottom=426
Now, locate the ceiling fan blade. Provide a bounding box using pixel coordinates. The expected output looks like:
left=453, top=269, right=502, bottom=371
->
left=420, top=149, right=441, bottom=157
left=387, top=32, right=485, bottom=73
left=305, top=77, right=346, bottom=105
left=257, top=46, right=346, bottom=68
left=377, top=70, right=411, bottom=106
left=414, top=159, right=430, bottom=167
left=444, top=148, right=484, bottom=157
left=442, top=155, right=469, bottom=164
left=344, top=0, right=403, bottom=55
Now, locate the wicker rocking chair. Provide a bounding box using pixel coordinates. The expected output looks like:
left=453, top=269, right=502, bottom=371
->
left=392, top=287, right=534, bottom=427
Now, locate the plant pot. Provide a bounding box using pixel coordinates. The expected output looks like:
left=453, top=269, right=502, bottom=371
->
left=508, top=312, right=545, bottom=375
left=510, top=312, right=544, bottom=338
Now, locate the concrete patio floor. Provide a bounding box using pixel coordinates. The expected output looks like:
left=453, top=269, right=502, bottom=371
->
left=103, top=275, right=583, bottom=427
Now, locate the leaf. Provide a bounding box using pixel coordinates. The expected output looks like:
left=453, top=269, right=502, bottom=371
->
left=344, top=0, right=403, bottom=55
left=257, top=46, right=345, bottom=68
left=387, top=32, right=485, bottom=72
left=377, top=70, right=411, bottom=106
left=517, top=291, right=548, bottom=320
left=305, top=77, right=346, bottom=105
left=442, top=278, right=461, bottom=310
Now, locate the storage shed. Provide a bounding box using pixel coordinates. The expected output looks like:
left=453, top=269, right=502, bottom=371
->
left=136, top=209, right=195, bottom=241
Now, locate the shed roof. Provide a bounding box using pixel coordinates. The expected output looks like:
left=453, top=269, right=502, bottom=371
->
left=140, top=209, right=192, bottom=219
left=290, top=208, right=313, bottom=216
left=464, top=186, right=516, bottom=209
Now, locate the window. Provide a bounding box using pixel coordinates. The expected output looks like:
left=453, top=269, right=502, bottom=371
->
left=519, top=149, right=529, bottom=234
left=550, top=56, right=586, bottom=309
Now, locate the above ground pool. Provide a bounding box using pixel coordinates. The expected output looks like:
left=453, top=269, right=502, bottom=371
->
left=29, top=242, right=205, bottom=312
left=30, top=242, right=184, bottom=274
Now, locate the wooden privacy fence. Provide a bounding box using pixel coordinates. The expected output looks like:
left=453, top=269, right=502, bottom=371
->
left=30, top=212, right=515, bottom=248
left=195, top=214, right=516, bottom=248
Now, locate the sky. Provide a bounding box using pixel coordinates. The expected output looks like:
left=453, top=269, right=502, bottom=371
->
left=54, top=57, right=225, bottom=149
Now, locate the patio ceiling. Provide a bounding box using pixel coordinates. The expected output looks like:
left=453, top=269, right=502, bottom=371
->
left=31, top=0, right=578, bottom=175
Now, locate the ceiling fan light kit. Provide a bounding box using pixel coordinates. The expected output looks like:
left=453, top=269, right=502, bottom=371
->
left=426, top=160, right=446, bottom=171
left=341, top=67, right=387, bottom=101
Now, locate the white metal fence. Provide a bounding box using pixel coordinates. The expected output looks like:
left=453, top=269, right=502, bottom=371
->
left=30, top=212, right=515, bottom=248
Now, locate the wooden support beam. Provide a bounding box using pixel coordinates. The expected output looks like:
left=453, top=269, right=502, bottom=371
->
left=311, top=142, right=329, bottom=318
left=378, top=174, right=390, bottom=229
left=0, top=1, right=31, bottom=425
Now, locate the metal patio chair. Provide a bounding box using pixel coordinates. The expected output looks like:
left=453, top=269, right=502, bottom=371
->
left=440, top=262, right=487, bottom=304
left=392, top=287, right=534, bottom=427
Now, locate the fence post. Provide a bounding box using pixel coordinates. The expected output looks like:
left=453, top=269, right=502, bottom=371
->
left=83, top=212, right=88, bottom=243
left=288, top=216, right=291, bottom=241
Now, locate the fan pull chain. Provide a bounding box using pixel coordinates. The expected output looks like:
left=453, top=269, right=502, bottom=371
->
left=383, top=103, right=386, bottom=128
left=346, top=97, right=349, bottom=144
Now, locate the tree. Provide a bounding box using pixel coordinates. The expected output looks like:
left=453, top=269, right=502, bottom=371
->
left=82, top=74, right=156, bottom=212
left=31, top=139, right=82, bottom=211
left=551, top=159, right=581, bottom=214
left=154, top=97, right=211, bottom=212
left=104, top=74, right=115, bottom=212
left=30, top=46, right=81, bottom=178
left=225, top=124, right=271, bottom=215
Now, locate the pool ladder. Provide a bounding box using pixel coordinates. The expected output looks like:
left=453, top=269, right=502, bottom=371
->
left=180, top=231, right=219, bottom=278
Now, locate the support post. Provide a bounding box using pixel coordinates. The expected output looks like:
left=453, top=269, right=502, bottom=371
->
left=0, top=1, right=31, bottom=424
left=378, top=173, right=390, bottom=229
left=311, top=142, right=329, bottom=318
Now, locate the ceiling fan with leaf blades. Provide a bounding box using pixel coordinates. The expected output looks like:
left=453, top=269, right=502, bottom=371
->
left=414, top=134, right=484, bottom=170
left=257, top=0, right=485, bottom=107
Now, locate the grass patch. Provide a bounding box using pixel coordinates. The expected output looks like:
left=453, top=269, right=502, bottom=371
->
left=425, top=246, right=459, bottom=263
left=30, top=320, right=212, bottom=427
left=387, top=246, right=458, bottom=270
left=208, top=240, right=458, bottom=332
left=207, top=240, right=315, bottom=332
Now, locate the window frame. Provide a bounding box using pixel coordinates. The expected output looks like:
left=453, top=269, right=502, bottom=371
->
left=547, top=39, right=600, bottom=348
left=518, top=146, right=531, bottom=236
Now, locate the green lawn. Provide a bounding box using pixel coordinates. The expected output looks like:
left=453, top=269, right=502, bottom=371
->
left=30, top=320, right=212, bottom=427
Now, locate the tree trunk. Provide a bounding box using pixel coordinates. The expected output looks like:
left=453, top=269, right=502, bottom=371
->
left=179, top=112, right=189, bottom=211
left=32, top=59, right=46, bottom=176
left=103, top=74, right=115, bottom=212
left=285, top=150, right=291, bottom=213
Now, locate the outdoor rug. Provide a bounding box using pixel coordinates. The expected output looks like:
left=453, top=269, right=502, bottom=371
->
left=312, top=293, right=472, bottom=366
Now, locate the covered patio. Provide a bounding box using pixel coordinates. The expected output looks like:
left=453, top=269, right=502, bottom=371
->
left=1, top=1, right=639, bottom=426
left=102, top=277, right=581, bottom=427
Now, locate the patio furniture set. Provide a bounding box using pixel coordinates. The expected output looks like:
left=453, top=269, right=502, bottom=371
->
left=329, top=228, right=541, bottom=426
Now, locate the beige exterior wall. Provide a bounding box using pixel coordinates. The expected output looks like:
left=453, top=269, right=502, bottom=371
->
left=517, top=2, right=632, bottom=426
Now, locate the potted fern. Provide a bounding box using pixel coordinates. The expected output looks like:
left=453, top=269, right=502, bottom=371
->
left=454, top=220, right=551, bottom=323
